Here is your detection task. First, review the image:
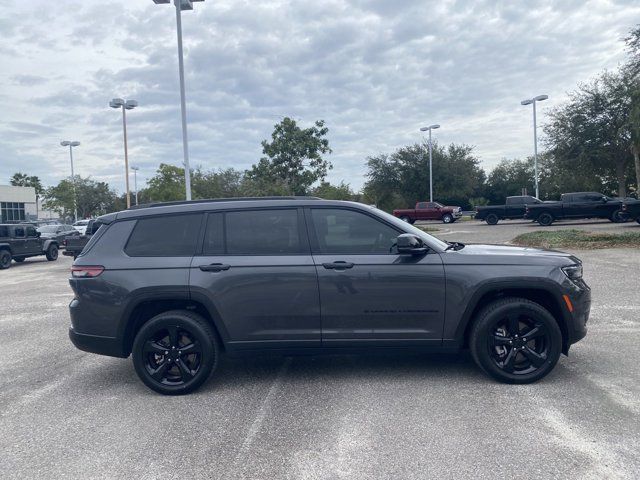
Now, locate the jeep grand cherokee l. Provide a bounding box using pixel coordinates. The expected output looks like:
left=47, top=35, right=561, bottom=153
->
left=68, top=197, right=590, bottom=394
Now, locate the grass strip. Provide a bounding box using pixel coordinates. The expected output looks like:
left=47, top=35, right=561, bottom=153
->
left=512, top=229, right=640, bottom=249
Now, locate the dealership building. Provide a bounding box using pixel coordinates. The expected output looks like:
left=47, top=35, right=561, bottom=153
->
left=0, top=185, right=37, bottom=222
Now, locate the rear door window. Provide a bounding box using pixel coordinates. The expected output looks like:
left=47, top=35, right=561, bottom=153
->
left=125, top=214, right=202, bottom=257
left=225, top=209, right=303, bottom=255
left=14, top=227, right=25, bottom=238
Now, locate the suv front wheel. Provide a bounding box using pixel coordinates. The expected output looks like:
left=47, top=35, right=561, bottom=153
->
left=469, top=297, right=562, bottom=384
left=132, top=310, right=219, bottom=395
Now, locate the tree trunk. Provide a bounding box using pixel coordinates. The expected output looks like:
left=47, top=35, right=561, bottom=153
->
left=633, top=144, right=640, bottom=197
left=616, top=159, right=626, bottom=198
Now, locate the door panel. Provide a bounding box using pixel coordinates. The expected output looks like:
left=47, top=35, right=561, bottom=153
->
left=190, top=255, right=321, bottom=347
left=314, top=253, right=446, bottom=345
left=307, top=207, right=446, bottom=346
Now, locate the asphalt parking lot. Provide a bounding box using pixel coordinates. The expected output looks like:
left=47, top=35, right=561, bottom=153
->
left=1, top=221, right=639, bottom=479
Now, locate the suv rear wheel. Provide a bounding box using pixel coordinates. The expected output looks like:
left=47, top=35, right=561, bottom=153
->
left=132, top=310, right=219, bottom=395
left=0, top=250, right=11, bottom=269
left=469, top=297, right=562, bottom=384
left=45, top=244, right=58, bottom=261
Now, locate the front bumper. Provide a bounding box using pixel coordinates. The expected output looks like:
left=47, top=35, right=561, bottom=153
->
left=452, top=210, right=463, bottom=218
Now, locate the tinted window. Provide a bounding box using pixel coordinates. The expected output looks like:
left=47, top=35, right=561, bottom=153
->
left=26, top=226, right=37, bottom=237
left=203, top=213, right=224, bottom=255
left=311, top=208, right=400, bottom=254
left=225, top=209, right=302, bottom=255
left=125, top=214, right=202, bottom=257
left=417, top=202, right=428, bottom=209
left=0, top=226, right=8, bottom=237
left=14, top=227, right=25, bottom=238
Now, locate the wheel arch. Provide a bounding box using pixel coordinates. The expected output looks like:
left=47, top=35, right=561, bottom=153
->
left=0, top=243, right=12, bottom=255
left=458, top=285, right=570, bottom=355
left=120, top=293, right=229, bottom=357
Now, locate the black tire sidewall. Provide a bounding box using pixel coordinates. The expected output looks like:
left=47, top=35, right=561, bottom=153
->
left=132, top=311, right=217, bottom=395
left=470, top=299, right=562, bottom=384
left=46, top=245, right=58, bottom=261
left=486, top=214, right=498, bottom=225
left=538, top=213, right=553, bottom=226
left=0, top=251, right=11, bottom=269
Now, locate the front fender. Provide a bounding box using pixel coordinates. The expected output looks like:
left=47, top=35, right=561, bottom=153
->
left=42, top=239, right=58, bottom=251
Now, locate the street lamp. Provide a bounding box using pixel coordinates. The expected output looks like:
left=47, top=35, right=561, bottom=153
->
left=131, top=166, right=140, bottom=206
left=521, top=94, right=548, bottom=199
left=109, top=98, right=138, bottom=209
left=152, top=0, right=204, bottom=201
left=60, top=141, right=80, bottom=222
left=420, top=124, right=440, bottom=202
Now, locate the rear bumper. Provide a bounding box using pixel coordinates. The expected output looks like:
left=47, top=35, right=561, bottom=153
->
left=69, top=328, right=128, bottom=358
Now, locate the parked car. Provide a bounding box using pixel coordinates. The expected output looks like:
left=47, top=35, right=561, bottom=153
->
left=622, top=199, right=640, bottom=224
left=524, top=192, right=627, bottom=226
left=72, top=219, right=92, bottom=235
left=0, top=223, right=59, bottom=269
left=393, top=201, right=463, bottom=224
left=37, top=224, right=80, bottom=243
left=64, top=220, right=101, bottom=259
left=69, top=197, right=590, bottom=394
left=475, top=196, right=543, bottom=225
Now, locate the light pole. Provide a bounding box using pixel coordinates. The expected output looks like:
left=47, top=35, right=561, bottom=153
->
left=152, top=0, right=204, bottom=201
left=131, top=166, right=140, bottom=205
left=60, top=141, right=80, bottom=222
left=420, top=124, right=440, bottom=202
left=109, top=98, right=138, bottom=209
left=521, top=94, right=548, bottom=199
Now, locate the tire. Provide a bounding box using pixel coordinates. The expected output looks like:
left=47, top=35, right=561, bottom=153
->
left=469, top=297, right=562, bottom=384
left=610, top=209, right=627, bottom=223
left=132, top=310, right=219, bottom=395
left=13, top=257, right=25, bottom=263
left=485, top=214, right=499, bottom=225
left=0, top=250, right=11, bottom=269
left=400, top=216, right=411, bottom=223
left=537, top=213, right=554, bottom=226
left=45, top=244, right=58, bottom=261
left=442, top=213, right=453, bottom=224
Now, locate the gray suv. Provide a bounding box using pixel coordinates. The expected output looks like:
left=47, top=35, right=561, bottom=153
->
left=68, top=198, right=590, bottom=394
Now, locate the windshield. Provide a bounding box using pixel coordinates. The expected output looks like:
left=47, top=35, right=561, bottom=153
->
left=367, top=206, right=449, bottom=251
left=37, top=226, right=59, bottom=233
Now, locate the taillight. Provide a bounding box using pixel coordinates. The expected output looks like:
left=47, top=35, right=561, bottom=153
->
left=71, top=266, right=104, bottom=278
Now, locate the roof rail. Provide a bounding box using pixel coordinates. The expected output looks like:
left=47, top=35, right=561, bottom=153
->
left=128, top=196, right=323, bottom=210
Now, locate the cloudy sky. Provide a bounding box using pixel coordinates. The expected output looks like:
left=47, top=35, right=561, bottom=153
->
left=1, top=0, right=638, bottom=193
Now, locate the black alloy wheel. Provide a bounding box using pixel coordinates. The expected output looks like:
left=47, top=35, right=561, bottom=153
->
left=470, top=297, right=562, bottom=384
left=486, top=214, right=499, bottom=225
left=610, top=209, right=627, bottom=223
left=132, top=311, right=218, bottom=395
left=537, top=213, right=554, bottom=226
left=0, top=250, right=11, bottom=269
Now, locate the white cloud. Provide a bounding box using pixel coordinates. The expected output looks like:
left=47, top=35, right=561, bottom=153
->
left=0, top=0, right=638, bottom=193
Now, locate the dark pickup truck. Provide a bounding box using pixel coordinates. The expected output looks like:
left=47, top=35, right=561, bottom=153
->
left=63, top=220, right=100, bottom=259
left=393, top=201, right=463, bottom=224
left=475, top=196, right=543, bottom=225
left=0, top=223, right=59, bottom=269
left=622, top=199, right=640, bottom=224
left=524, top=192, right=627, bottom=226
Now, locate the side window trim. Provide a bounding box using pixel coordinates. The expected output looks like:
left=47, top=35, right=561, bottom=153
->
left=304, top=206, right=403, bottom=255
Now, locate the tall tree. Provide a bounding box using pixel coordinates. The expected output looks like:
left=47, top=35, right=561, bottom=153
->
left=625, top=25, right=640, bottom=195
left=10, top=172, right=44, bottom=217
left=544, top=71, right=634, bottom=197
left=247, top=117, right=332, bottom=195
left=44, top=176, right=116, bottom=220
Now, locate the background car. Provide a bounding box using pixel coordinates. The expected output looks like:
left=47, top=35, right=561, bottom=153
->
left=393, top=201, right=463, bottom=224
left=37, top=224, right=80, bottom=243
left=72, top=219, right=92, bottom=235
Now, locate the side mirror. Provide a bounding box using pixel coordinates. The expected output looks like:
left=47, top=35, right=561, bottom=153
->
left=602, top=196, right=608, bottom=202
left=36, top=232, right=41, bottom=238
left=396, top=233, right=428, bottom=255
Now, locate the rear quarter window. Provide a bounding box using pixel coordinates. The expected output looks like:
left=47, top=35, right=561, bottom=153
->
left=125, top=214, right=203, bottom=257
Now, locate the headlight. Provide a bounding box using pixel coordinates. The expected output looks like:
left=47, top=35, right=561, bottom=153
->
left=562, top=264, right=583, bottom=282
